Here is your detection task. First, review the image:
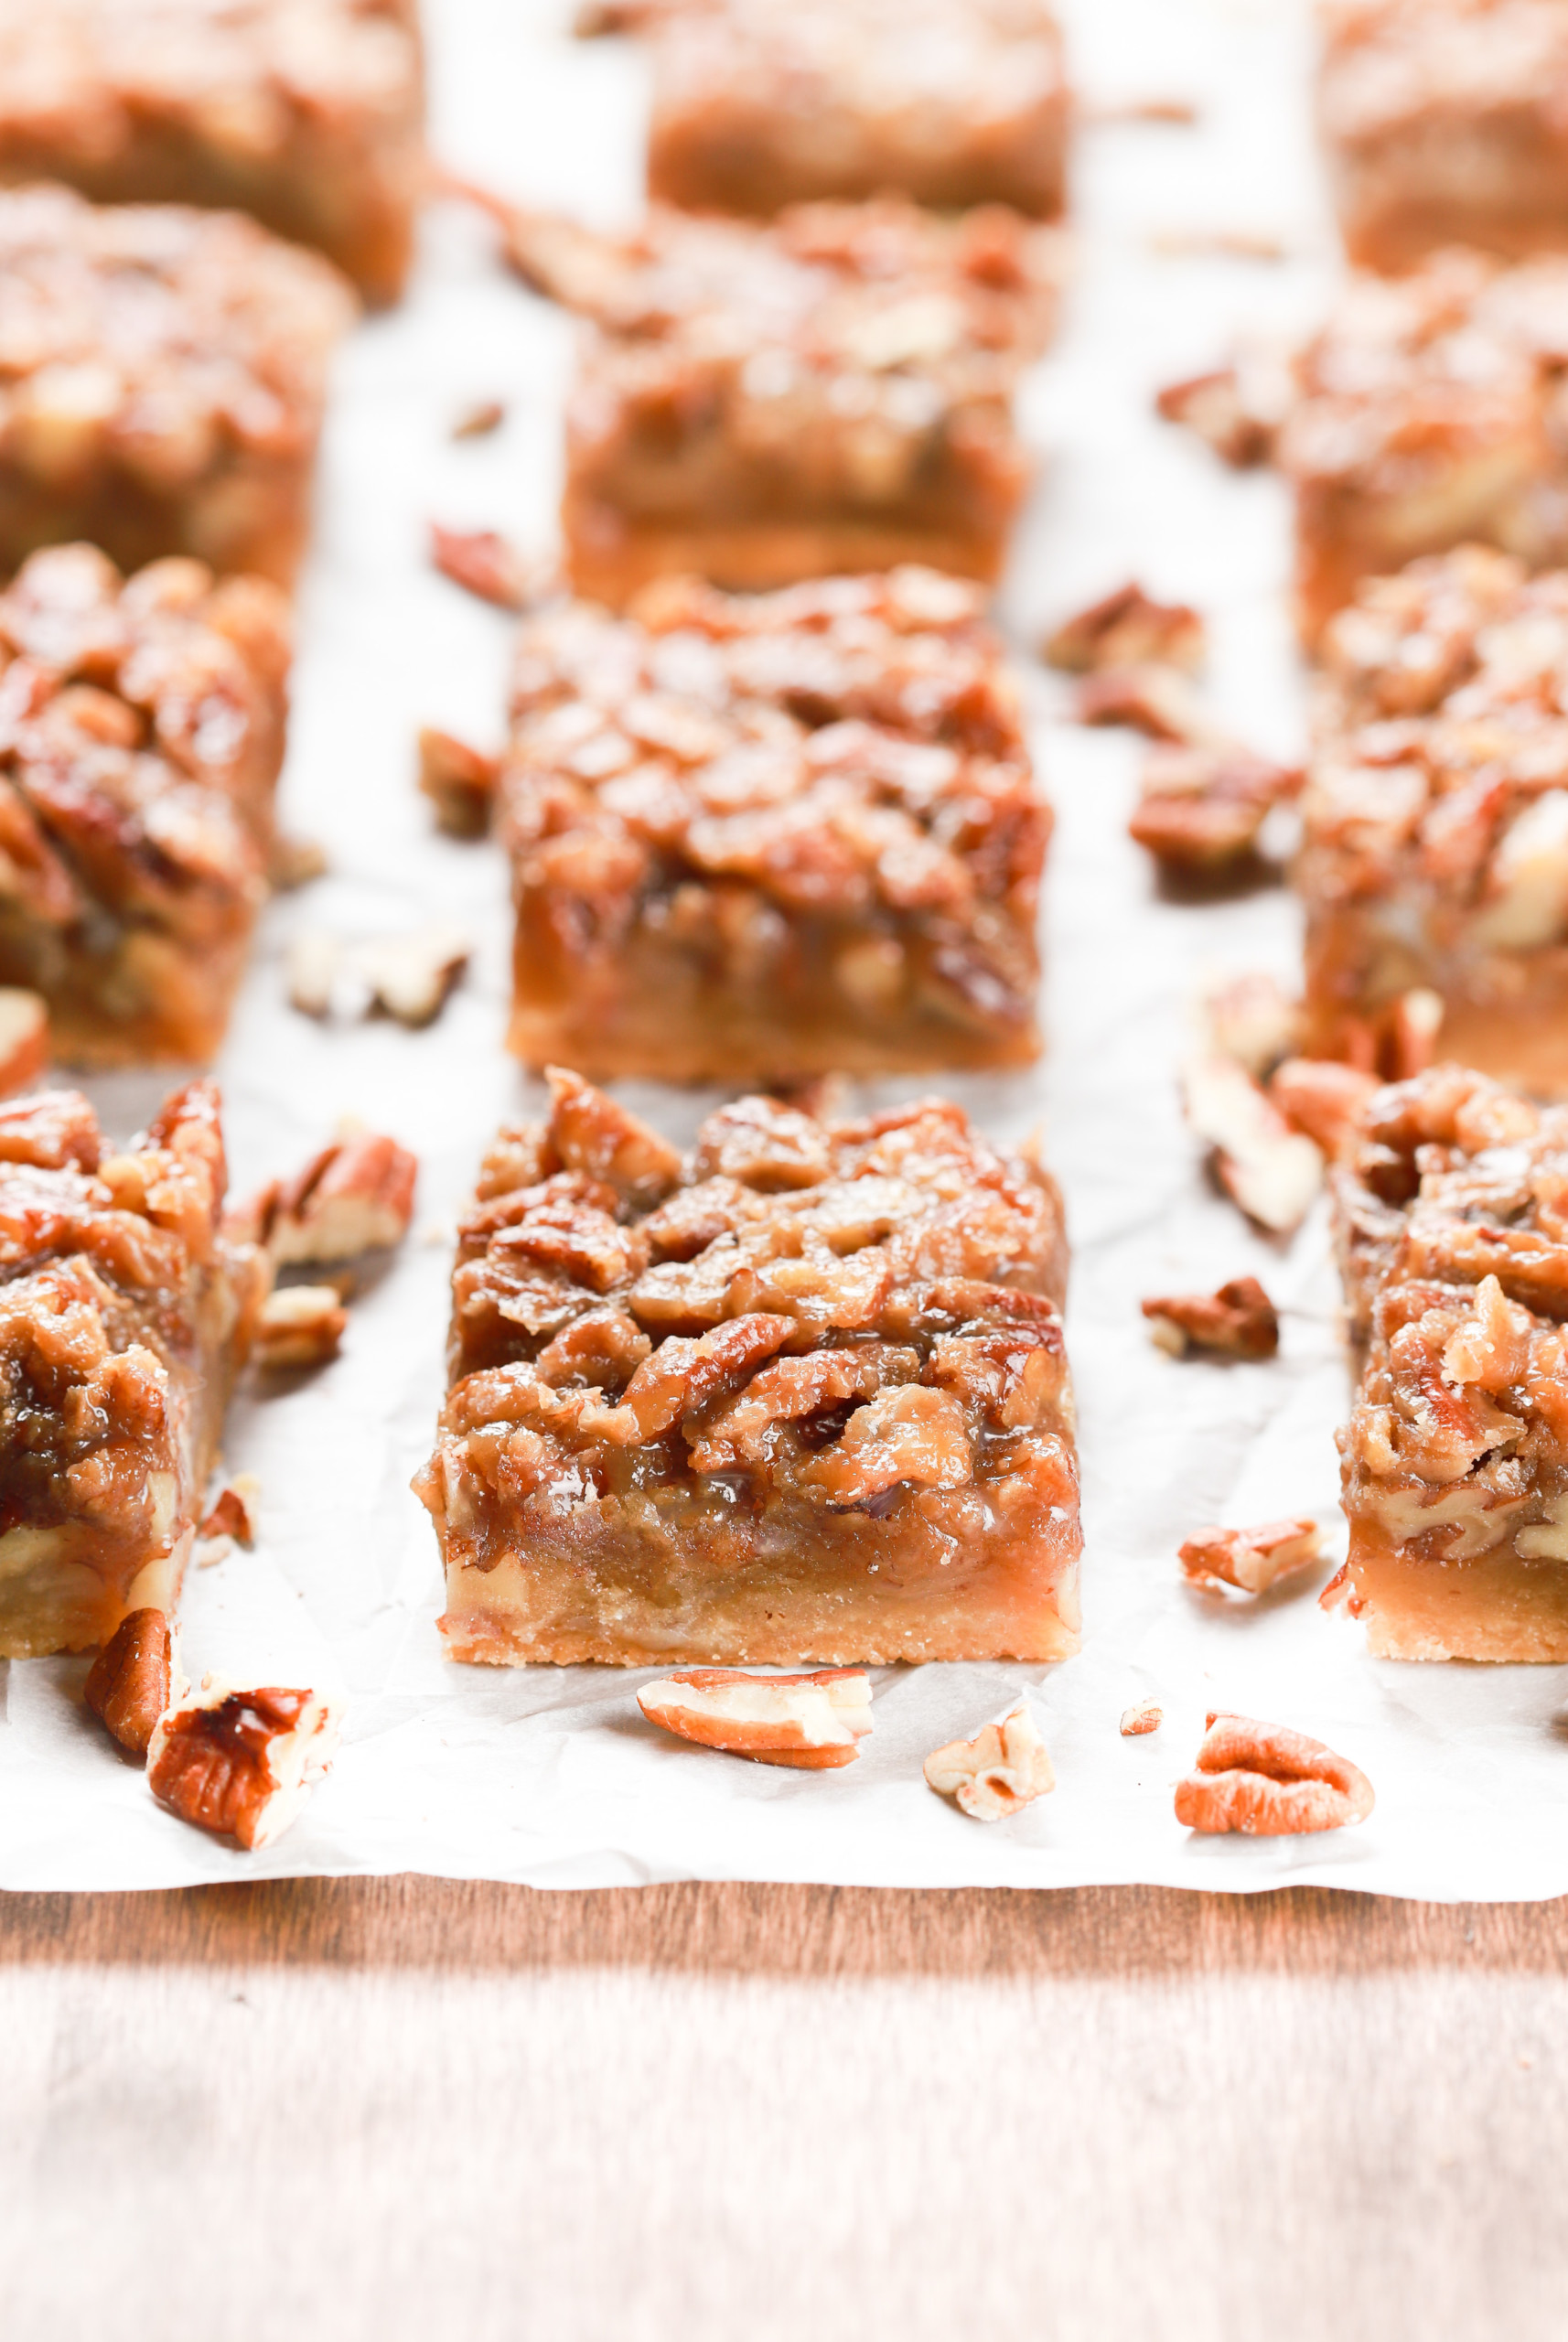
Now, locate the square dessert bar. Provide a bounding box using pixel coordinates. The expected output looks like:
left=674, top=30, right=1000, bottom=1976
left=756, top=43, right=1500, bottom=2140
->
left=1318, top=0, right=1568, bottom=272
left=500, top=199, right=1064, bottom=602
left=415, top=1074, right=1080, bottom=1667
left=0, top=543, right=291, bottom=1067
left=0, top=184, right=352, bottom=586
left=1301, top=546, right=1568, bottom=1091
left=1331, top=1060, right=1568, bottom=1659
left=1278, top=249, right=1568, bottom=640
left=0, top=1079, right=269, bottom=1658
left=0, top=1, right=424, bottom=305
left=502, top=569, right=1049, bottom=1082
left=646, top=0, right=1069, bottom=221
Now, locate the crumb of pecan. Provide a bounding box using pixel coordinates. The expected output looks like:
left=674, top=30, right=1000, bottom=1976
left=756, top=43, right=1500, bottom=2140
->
left=255, top=1285, right=347, bottom=1370
left=268, top=834, right=328, bottom=891
left=1155, top=359, right=1289, bottom=466
left=232, top=1133, right=417, bottom=1265
left=430, top=524, right=549, bottom=612
left=84, top=1607, right=177, bottom=1760
left=357, top=925, right=471, bottom=1026
left=147, top=1677, right=342, bottom=1849
left=1132, top=746, right=1301, bottom=871
left=638, top=1667, right=872, bottom=1767
left=452, top=400, right=506, bottom=440
left=1199, top=972, right=1301, bottom=1080
left=1178, top=1518, right=1323, bottom=1595
left=1087, top=94, right=1200, bottom=124
left=1175, top=1711, right=1374, bottom=1835
left=418, top=727, right=501, bottom=838
left=1044, top=583, right=1205, bottom=676
left=925, top=1704, right=1054, bottom=1820
left=1143, top=1276, right=1279, bottom=1359
left=1182, top=1054, right=1324, bottom=1233
left=0, top=987, right=48, bottom=1097
left=1268, top=1057, right=1380, bottom=1158
left=1075, top=664, right=1216, bottom=743
left=1150, top=227, right=1289, bottom=261
left=200, top=1474, right=260, bottom=1545
left=1119, top=1699, right=1162, bottom=1736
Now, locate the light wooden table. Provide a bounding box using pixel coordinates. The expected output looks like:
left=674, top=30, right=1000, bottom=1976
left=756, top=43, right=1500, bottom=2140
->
left=4, top=1880, right=1564, bottom=2340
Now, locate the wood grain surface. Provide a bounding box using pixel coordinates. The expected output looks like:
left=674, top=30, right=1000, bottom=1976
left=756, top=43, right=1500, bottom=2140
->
left=5, top=1881, right=1566, bottom=2341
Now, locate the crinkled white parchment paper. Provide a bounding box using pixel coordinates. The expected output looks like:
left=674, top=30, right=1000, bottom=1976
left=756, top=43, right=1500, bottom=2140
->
left=6, top=0, right=1567, bottom=1899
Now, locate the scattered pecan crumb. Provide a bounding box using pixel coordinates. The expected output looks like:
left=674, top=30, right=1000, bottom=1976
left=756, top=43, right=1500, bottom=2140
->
left=430, top=523, right=548, bottom=611
left=1075, top=663, right=1216, bottom=743
left=452, top=399, right=506, bottom=440
left=85, top=1608, right=176, bottom=1760
left=1150, top=227, right=1289, bottom=261
left=268, top=834, right=328, bottom=891
left=147, top=1678, right=342, bottom=1850
left=1044, top=582, right=1205, bottom=675
left=357, top=924, right=471, bottom=1026
left=925, top=1705, right=1054, bottom=1821
left=0, top=987, right=48, bottom=1098
left=286, top=929, right=341, bottom=1018
left=1318, top=1562, right=1364, bottom=1617
left=1155, top=364, right=1283, bottom=466
left=418, top=726, right=500, bottom=838
left=1175, top=1711, right=1374, bottom=1835
left=200, top=1473, right=261, bottom=1545
left=1181, top=1054, right=1324, bottom=1233
left=1178, top=1517, right=1323, bottom=1595
left=1120, top=1699, right=1163, bottom=1736
left=1131, top=744, right=1301, bottom=871
left=1268, top=1057, right=1379, bottom=1158
left=1088, top=94, right=1200, bottom=124
left=1143, top=1275, right=1279, bottom=1359
left=637, top=1668, right=873, bottom=1767
left=232, top=1133, right=417, bottom=1265
left=1200, top=972, right=1301, bottom=1079
left=255, top=1285, right=348, bottom=1370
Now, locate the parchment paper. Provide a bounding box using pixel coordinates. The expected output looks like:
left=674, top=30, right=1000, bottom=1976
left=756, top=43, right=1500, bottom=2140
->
left=7, top=0, right=1567, bottom=1899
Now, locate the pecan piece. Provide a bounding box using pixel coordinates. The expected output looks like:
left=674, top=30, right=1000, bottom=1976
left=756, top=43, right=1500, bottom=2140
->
left=0, top=987, right=48, bottom=1097
left=1178, top=1517, right=1323, bottom=1595
left=1075, top=663, right=1215, bottom=743
left=619, top=1313, right=795, bottom=1439
left=84, top=1607, right=176, bottom=1760
left=285, top=929, right=341, bottom=1018
left=1155, top=364, right=1282, bottom=466
left=1174, top=1712, right=1374, bottom=1835
left=452, top=399, right=506, bottom=440
left=802, top=1382, right=972, bottom=1505
left=231, top=1133, right=417, bottom=1266
left=356, top=924, right=470, bottom=1026
left=1181, top=1054, right=1324, bottom=1233
left=147, top=1679, right=342, bottom=1850
left=1044, top=582, right=1205, bottom=676
left=1143, top=1276, right=1279, bottom=1359
left=268, top=834, right=328, bottom=890
left=638, top=1668, right=872, bottom=1768
left=429, top=523, right=546, bottom=611
left=1268, top=1057, right=1379, bottom=1158
left=200, top=1473, right=260, bottom=1545
left=693, top=1095, right=832, bottom=1191
left=254, top=1285, right=348, bottom=1370
left=924, top=1706, right=1054, bottom=1821
left=1199, top=972, right=1301, bottom=1078
left=1120, top=1700, right=1163, bottom=1737
left=1131, top=745, right=1300, bottom=871
left=544, top=1067, right=682, bottom=1212
left=418, top=726, right=500, bottom=838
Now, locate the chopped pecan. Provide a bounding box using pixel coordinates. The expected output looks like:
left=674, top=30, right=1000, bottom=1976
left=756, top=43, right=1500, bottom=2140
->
left=84, top=1606, right=176, bottom=1760
left=1441, top=1275, right=1533, bottom=1393
left=544, top=1067, right=681, bottom=1212
left=147, top=1678, right=342, bottom=1850
left=232, top=1133, right=417, bottom=1266
left=1268, top=1057, right=1379, bottom=1158
left=254, top=1285, right=347, bottom=1370
left=268, top=834, right=328, bottom=890
left=1182, top=1054, right=1324, bottom=1233
left=924, top=1705, right=1054, bottom=1821
left=452, top=399, right=506, bottom=440
left=1120, top=1699, right=1163, bottom=1737
left=418, top=726, right=500, bottom=838
left=357, top=925, right=471, bottom=1026
left=619, top=1312, right=795, bottom=1439
left=1131, top=746, right=1301, bottom=870
left=923, top=1327, right=1063, bottom=1425
left=1045, top=583, right=1205, bottom=676
left=802, top=1382, right=972, bottom=1505
left=693, top=1096, right=832, bottom=1191
left=1174, top=1712, right=1374, bottom=1835
left=0, top=1086, right=100, bottom=1171
left=640, top=1176, right=772, bottom=1262
left=1387, top=987, right=1444, bottom=1080
left=0, top=988, right=48, bottom=1097
left=638, top=1667, right=873, bottom=1768
left=1075, top=664, right=1216, bottom=743
left=285, top=929, right=341, bottom=1018
left=200, top=1473, right=260, bottom=1545
left=1178, top=1517, right=1323, bottom=1595
left=1199, top=972, right=1301, bottom=1079
left=726, top=1240, right=893, bottom=1331
left=533, top=1305, right=651, bottom=1391
left=429, top=523, right=547, bottom=612
left=1155, top=362, right=1284, bottom=466
left=687, top=1345, right=915, bottom=1471
left=1143, top=1276, right=1278, bottom=1359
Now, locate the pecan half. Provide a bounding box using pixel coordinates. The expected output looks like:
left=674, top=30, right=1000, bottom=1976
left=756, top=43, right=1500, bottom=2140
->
left=232, top=1133, right=417, bottom=1266
left=1181, top=1054, right=1324, bottom=1233
left=1119, top=1700, right=1163, bottom=1737
left=924, top=1705, right=1054, bottom=1821
left=1044, top=583, right=1205, bottom=676
left=1178, top=1517, right=1322, bottom=1595
left=637, top=1668, right=872, bottom=1768
left=429, top=523, right=546, bottom=611
left=254, top=1285, right=347, bottom=1370
left=147, top=1678, right=342, bottom=1850
left=84, top=1607, right=176, bottom=1760
left=0, top=987, right=48, bottom=1098
left=418, top=726, right=500, bottom=838
left=1143, top=1275, right=1279, bottom=1359
left=1174, top=1712, right=1374, bottom=1835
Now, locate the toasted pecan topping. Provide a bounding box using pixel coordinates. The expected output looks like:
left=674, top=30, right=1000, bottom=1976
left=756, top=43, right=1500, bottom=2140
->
left=1143, top=1276, right=1279, bottom=1359
left=925, top=1704, right=1054, bottom=1820
left=1175, top=1712, right=1374, bottom=1835
left=1179, top=1518, right=1323, bottom=1595
left=638, top=1667, right=872, bottom=1767
left=84, top=1607, right=175, bottom=1759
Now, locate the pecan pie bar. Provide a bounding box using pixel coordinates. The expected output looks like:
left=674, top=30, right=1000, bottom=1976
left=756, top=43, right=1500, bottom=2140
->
left=0, top=542, right=290, bottom=1066
left=0, top=184, right=352, bottom=586
left=1278, top=249, right=1568, bottom=639
left=414, top=1073, right=1080, bottom=1667
left=1300, top=545, right=1568, bottom=1090
left=502, top=570, right=1048, bottom=1082
left=0, top=1079, right=269, bottom=1658
left=1330, top=1060, right=1568, bottom=1658
left=0, top=1, right=424, bottom=304
left=645, top=0, right=1069, bottom=221
left=1318, top=0, right=1568, bottom=272
left=499, top=199, right=1064, bottom=602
